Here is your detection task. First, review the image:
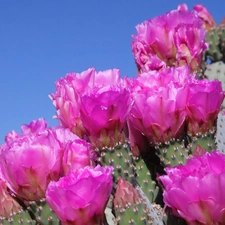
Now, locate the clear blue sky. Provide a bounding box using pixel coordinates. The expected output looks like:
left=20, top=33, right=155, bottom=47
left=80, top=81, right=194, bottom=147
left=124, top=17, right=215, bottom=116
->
left=0, top=0, right=224, bottom=143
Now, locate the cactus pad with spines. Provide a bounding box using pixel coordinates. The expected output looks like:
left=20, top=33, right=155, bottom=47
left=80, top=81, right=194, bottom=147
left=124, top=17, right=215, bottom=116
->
left=114, top=186, right=164, bottom=225
left=204, top=61, right=225, bottom=89
left=216, top=110, right=225, bottom=153
left=205, top=24, right=225, bottom=63
left=133, top=157, right=159, bottom=203
left=0, top=200, right=60, bottom=225
left=187, top=129, right=216, bottom=155
left=98, top=141, right=136, bottom=188
left=155, top=139, right=189, bottom=167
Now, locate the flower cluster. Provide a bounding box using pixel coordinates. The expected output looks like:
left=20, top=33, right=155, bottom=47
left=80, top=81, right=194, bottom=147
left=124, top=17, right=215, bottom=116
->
left=0, top=3, right=224, bottom=225
left=0, top=118, right=113, bottom=223
left=132, top=7, right=208, bottom=73
left=50, top=68, right=131, bottom=148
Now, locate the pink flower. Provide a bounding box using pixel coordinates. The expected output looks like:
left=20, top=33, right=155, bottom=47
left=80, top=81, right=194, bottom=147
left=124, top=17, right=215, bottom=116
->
left=178, top=4, right=216, bottom=31
left=0, top=131, right=62, bottom=201
left=174, top=22, right=207, bottom=72
left=186, top=79, right=224, bottom=134
left=0, top=178, right=22, bottom=219
left=50, top=68, right=123, bottom=138
left=5, top=118, right=48, bottom=143
left=80, top=85, right=132, bottom=148
left=0, top=118, right=80, bottom=202
left=128, top=67, right=189, bottom=145
left=194, top=4, right=216, bottom=31
left=62, top=139, right=94, bottom=175
left=132, top=8, right=207, bottom=73
left=160, top=150, right=225, bottom=225
left=20, top=117, right=47, bottom=134
left=46, top=165, right=113, bottom=225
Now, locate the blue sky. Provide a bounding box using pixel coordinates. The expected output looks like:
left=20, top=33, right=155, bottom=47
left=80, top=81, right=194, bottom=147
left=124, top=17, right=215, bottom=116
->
left=0, top=0, right=224, bottom=143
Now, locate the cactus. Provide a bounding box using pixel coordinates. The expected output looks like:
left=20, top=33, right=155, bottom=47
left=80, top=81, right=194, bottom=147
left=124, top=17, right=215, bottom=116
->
left=29, top=200, right=60, bottom=225
left=0, top=200, right=60, bottom=225
left=187, top=129, right=216, bottom=155
left=113, top=179, right=164, bottom=225
left=0, top=210, right=36, bottom=225
left=204, top=24, right=225, bottom=63
left=216, top=109, right=225, bottom=153
left=97, top=141, right=136, bottom=188
left=205, top=26, right=223, bottom=63
left=204, top=61, right=225, bottom=90
left=133, top=156, right=159, bottom=203
left=154, top=138, right=189, bottom=167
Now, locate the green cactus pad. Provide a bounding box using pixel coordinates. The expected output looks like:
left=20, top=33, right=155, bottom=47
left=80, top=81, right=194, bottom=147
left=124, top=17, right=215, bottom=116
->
left=155, top=139, right=189, bottom=167
left=98, top=141, right=136, bottom=188
left=216, top=110, right=225, bottom=153
left=133, top=156, right=159, bottom=203
left=187, top=129, right=216, bottom=155
left=0, top=210, right=36, bottom=225
left=204, top=61, right=225, bottom=89
left=205, top=25, right=225, bottom=63
left=114, top=189, right=164, bottom=225
left=29, top=200, right=60, bottom=225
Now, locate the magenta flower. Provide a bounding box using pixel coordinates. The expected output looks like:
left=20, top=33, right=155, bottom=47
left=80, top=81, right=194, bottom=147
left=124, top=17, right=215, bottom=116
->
left=132, top=8, right=207, bottom=73
left=46, top=165, right=113, bottom=225
left=0, top=178, right=22, bottom=219
left=80, top=85, right=131, bottom=148
left=194, top=4, right=216, bottom=30
left=178, top=4, right=216, bottom=31
left=128, top=67, right=190, bottom=145
left=160, top=150, right=225, bottom=225
left=50, top=68, right=123, bottom=138
left=174, top=22, right=207, bottom=71
left=0, top=118, right=79, bottom=202
left=5, top=118, right=48, bottom=143
left=62, top=139, right=94, bottom=175
left=20, top=117, right=47, bottom=134
left=186, top=79, right=224, bottom=135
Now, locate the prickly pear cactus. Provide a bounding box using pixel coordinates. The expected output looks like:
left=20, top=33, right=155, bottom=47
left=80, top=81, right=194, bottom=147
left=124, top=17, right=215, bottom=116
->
left=133, top=156, right=159, bottom=203
left=216, top=109, right=225, bottom=153
left=155, top=139, right=189, bottom=167
left=97, top=141, right=136, bottom=188
left=204, top=61, right=225, bottom=107
left=204, top=61, right=225, bottom=89
left=0, top=200, right=60, bottom=225
left=205, top=24, right=225, bottom=63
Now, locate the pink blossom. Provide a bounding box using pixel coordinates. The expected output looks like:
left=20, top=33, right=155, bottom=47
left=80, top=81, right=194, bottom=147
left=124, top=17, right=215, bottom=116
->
left=132, top=8, right=207, bottom=73
left=80, top=85, right=132, bottom=148
left=178, top=4, right=216, bottom=31
left=50, top=68, right=123, bottom=138
left=62, top=139, right=94, bottom=175
left=0, top=178, right=22, bottom=219
left=186, top=79, right=224, bottom=134
left=46, top=165, right=113, bottom=225
left=5, top=130, right=19, bottom=143
left=0, top=130, right=63, bottom=201
left=194, top=4, right=216, bottom=31
left=160, top=150, right=225, bottom=225
left=20, top=117, right=47, bottom=134
left=128, top=67, right=189, bottom=145
left=0, top=118, right=80, bottom=202
left=174, top=22, right=207, bottom=72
